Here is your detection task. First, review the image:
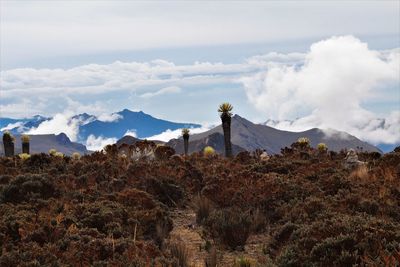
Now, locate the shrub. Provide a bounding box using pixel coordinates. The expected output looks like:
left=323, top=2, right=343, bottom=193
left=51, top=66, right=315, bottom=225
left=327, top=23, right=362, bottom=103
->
left=206, top=208, right=251, bottom=250
left=0, top=174, right=56, bottom=203
left=310, top=234, right=358, bottom=265
left=24, top=153, right=51, bottom=170
left=203, top=146, right=216, bottom=157
left=154, top=145, right=175, bottom=161
left=141, top=177, right=185, bottom=207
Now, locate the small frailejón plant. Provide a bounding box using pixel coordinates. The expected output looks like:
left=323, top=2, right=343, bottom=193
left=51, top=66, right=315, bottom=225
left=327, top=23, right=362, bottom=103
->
left=2, top=131, right=15, bottom=157
left=72, top=152, right=81, bottom=160
left=317, top=143, right=328, bottom=153
left=182, top=128, right=190, bottom=156
left=218, top=103, right=233, bottom=158
left=54, top=152, right=64, bottom=158
left=21, top=134, right=30, bottom=154
left=48, top=148, right=57, bottom=156
left=203, top=146, right=215, bottom=157
left=297, top=137, right=311, bottom=150
left=18, top=153, right=31, bottom=161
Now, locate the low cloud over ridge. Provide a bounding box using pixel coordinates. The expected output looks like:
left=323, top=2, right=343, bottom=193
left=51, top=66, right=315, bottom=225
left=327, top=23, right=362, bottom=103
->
left=242, top=36, right=399, bottom=145
left=1, top=36, right=398, bottom=145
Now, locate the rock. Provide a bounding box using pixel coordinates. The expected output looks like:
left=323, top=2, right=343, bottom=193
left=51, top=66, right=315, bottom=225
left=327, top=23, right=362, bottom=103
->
left=345, top=149, right=365, bottom=169
left=260, top=151, right=270, bottom=161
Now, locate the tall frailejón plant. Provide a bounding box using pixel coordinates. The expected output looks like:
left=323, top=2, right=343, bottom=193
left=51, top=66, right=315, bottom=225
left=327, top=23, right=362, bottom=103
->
left=182, top=128, right=190, bottom=156
left=21, top=135, right=30, bottom=154
left=218, top=103, right=233, bottom=158
left=3, top=131, right=15, bottom=157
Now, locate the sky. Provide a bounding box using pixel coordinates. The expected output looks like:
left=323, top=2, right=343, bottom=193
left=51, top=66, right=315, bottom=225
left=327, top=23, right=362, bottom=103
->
left=0, top=1, right=399, bottom=147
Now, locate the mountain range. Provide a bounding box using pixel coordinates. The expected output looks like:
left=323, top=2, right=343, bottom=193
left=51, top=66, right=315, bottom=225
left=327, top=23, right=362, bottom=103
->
left=0, top=109, right=200, bottom=142
left=0, top=110, right=393, bottom=155
left=165, top=115, right=382, bottom=155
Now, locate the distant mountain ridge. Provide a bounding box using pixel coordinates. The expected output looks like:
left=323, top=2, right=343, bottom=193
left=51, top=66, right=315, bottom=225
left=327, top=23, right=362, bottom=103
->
left=0, top=133, right=88, bottom=156
left=0, top=111, right=388, bottom=154
left=0, top=115, right=49, bottom=133
left=166, top=115, right=382, bottom=155
left=79, top=109, right=200, bottom=141
left=0, top=109, right=201, bottom=143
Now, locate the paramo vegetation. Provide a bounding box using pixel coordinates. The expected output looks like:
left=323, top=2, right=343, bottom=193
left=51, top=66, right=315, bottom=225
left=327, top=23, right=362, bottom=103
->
left=0, top=104, right=399, bottom=266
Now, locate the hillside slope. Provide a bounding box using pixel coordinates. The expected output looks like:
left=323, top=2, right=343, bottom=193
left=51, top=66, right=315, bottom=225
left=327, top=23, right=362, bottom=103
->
left=168, top=115, right=381, bottom=154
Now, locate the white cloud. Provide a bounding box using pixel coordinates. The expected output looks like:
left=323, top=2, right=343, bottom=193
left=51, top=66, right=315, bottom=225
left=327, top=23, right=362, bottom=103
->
left=140, top=86, right=182, bottom=98
left=1, top=34, right=398, bottom=145
left=1, top=122, right=24, bottom=132
left=0, top=60, right=251, bottom=101
left=85, top=134, right=117, bottom=151
left=0, top=99, right=46, bottom=118
left=26, top=112, right=80, bottom=141
left=97, top=113, right=123, bottom=122
left=248, top=36, right=400, bottom=144
left=145, top=126, right=211, bottom=142
left=124, top=129, right=137, bottom=138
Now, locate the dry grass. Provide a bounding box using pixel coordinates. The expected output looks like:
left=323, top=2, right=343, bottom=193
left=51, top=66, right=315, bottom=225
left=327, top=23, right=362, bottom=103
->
left=170, top=242, right=190, bottom=267
left=205, top=247, right=218, bottom=267
left=194, top=195, right=212, bottom=224
left=349, top=165, right=372, bottom=182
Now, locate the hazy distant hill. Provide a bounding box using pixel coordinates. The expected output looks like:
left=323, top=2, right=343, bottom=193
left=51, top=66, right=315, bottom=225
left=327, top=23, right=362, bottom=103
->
left=0, top=133, right=89, bottom=156
left=167, top=115, right=382, bottom=155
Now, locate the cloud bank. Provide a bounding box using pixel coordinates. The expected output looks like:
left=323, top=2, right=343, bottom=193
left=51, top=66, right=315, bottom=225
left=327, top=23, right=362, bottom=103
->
left=85, top=134, right=117, bottom=151
left=145, top=126, right=212, bottom=142
left=242, top=36, right=399, bottom=144
left=26, top=113, right=80, bottom=142
left=1, top=36, right=398, bottom=145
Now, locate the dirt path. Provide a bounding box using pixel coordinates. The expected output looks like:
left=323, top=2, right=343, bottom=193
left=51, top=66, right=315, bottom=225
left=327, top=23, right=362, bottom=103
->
left=167, top=207, right=271, bottom=266
left=168, top=208, right=208, bottom=267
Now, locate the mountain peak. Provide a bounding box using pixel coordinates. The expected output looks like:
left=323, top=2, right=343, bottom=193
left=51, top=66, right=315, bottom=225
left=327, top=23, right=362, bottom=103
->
left=55, top=133, right=71, bottom=145
left=232, top=114, right=255, bottom=127
left=119, top=108, right=143, bottom=114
